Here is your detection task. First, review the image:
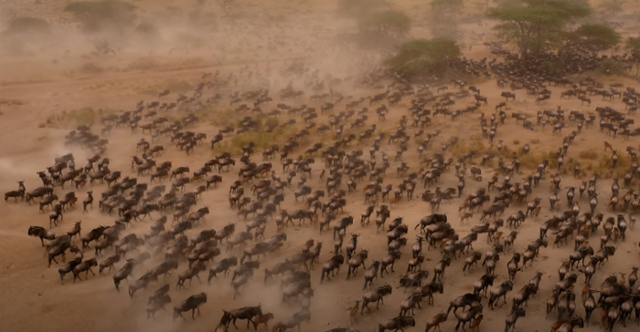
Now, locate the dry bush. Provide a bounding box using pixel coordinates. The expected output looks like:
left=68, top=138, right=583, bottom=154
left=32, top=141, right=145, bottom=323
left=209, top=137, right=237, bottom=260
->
left=512, top=140, right=520, bottom=145
left=578, top=150, right=599, bottom=160
left=449, top=135, right=486, bottom=158
left=530, top=138, right=541, bottom=144
left=43, top=108, right=114, bottom=129
left=0, top=98, right=24, bottom=106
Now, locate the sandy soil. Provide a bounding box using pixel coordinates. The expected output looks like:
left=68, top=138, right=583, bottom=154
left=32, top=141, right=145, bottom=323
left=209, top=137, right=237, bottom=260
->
left=2, top=1, right=640, bottom=332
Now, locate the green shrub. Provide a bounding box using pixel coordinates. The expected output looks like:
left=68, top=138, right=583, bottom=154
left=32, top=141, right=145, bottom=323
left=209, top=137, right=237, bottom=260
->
left=65, top=1, right=137, bottom=33
left=5, top=17, right=51, bottom=35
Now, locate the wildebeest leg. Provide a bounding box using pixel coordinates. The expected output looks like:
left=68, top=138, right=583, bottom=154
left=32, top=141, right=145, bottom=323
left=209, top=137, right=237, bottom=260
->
left=48, top=256, right=58, bottom=267
left=232, top=317, right=240, bottom=329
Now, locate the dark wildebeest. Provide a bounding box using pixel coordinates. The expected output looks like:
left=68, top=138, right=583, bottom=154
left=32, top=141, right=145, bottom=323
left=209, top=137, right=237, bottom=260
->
left=225, top=305, right=263, bottom=330
left=173, top=293, right=207, bottom=321
left=28, top=226, right=56, bottom=246
left=333, top=216, right=354, bottom=239
left=378, top=316, right=415, bottom=332
left=113, top=258, right=136, bottom=291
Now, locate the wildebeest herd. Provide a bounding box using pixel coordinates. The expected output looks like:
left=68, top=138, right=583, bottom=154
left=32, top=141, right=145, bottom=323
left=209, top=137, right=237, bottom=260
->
left=5, top=44, right=640, bottom=332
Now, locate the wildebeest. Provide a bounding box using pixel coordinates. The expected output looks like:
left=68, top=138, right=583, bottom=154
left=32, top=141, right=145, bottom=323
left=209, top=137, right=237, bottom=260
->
left=113, top=259, right=136, bottom=291
left=208, top=257, right=239, bottom=282
left=377, top=316, right=415, bottom=332
left=173, top=292, right=207, bottom=321
left=225, top=304, right=263, bottom=329
left=28, top=226, right=56, bottom=246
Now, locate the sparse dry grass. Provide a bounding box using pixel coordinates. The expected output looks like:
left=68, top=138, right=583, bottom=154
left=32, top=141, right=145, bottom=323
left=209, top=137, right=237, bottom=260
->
left=578, top=150, right=599, bottom=160
left=518, top=150, right=556, bottom=169
left=212, top=125, right=302, bottom=155
left=449, top=135, right=486, bottom=158
left=42, top=108, right=115, bottom=129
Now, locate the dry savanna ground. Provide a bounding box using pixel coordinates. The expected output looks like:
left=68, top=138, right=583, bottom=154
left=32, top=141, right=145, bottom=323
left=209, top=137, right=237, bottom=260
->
left=2, top=1, right=640, bottom=332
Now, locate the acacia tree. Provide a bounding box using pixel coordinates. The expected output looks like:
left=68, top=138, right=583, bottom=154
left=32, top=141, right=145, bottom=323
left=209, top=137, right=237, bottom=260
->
left=359, top=10, right=411, bottom=39
left=385, top=37, right=461, bottom=78
left=488, top=0, right=592, bottom=59
left=566, top=23, right=621, bottom=52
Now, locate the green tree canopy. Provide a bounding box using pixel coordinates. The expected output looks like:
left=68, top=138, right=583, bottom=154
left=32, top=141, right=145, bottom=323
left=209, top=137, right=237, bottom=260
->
left=488, top=0, right=592, bottom=58
left=359, top=10, right=411, bottom=38
left=65, top=1, right=137, bottom=33
left=5, top=17, right=51, bottom=35
left=568, top=23, right=621, bottom=51
left=385, top=37, right=461, bottom=77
